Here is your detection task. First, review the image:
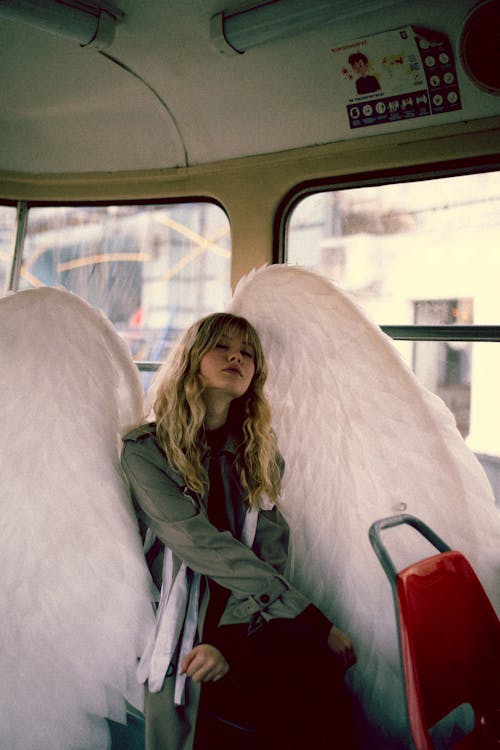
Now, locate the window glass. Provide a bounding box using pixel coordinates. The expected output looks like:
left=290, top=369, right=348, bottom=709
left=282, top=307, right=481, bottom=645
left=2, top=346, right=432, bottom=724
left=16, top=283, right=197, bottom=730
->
left=287, top=171, right=500, bottom=325
left=0, top=205, right=16, bottom=292
left=19, top=203, right=231, bottom=362
left=287, top=171, right=500, bottom=507
left=407, top=340, right=499, bottom=507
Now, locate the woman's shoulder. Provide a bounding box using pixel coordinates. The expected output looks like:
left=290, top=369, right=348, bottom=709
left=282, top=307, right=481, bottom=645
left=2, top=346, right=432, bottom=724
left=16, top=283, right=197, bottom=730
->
left=123, top=422, right=157, bottom=444
left=122, top=422, right=161, bottom=461
left=121, top=422, right=186, bottom=488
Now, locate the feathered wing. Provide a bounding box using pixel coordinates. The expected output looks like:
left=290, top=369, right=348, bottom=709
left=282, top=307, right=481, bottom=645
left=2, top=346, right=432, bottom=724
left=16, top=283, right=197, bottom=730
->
left=0, top=287, right=154, bottom=750
left=229, top=265, right=500, bottom=749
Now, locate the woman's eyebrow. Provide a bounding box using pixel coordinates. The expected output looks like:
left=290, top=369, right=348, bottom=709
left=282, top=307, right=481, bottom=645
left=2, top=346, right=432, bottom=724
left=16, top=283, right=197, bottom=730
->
left=219, top=332, right=254, bottom=351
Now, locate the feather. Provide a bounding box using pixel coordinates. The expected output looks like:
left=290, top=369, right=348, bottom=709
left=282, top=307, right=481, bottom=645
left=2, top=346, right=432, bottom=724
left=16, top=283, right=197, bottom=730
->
left=0, top=287, right=154, bottom=750
left=3, top=274, right=498, bottom=749
left=229, top=265, right=500, bottom=748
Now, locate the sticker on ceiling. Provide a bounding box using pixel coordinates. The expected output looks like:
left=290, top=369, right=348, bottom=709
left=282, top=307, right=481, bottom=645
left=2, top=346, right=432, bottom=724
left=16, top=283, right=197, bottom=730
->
left=331, top=26, right=462, bottom=130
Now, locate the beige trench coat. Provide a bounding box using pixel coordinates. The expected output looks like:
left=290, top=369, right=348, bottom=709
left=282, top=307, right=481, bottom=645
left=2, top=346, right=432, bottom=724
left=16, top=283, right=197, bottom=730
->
left=121, top=423, right=311, bottom=750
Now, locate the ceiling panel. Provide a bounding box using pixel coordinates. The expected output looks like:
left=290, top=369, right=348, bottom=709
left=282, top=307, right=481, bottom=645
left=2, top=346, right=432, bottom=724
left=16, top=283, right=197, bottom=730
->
left=0, top=0, right=499, bottom=175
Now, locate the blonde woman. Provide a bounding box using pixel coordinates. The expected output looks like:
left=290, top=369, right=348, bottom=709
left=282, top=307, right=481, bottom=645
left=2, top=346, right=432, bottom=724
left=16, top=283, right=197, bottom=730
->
left=121, top=312, right=357, bottom=750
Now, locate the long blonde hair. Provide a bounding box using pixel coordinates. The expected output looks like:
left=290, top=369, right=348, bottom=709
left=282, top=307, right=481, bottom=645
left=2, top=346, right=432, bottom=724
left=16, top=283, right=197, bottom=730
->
left=152, top=313, right=281, bottom=508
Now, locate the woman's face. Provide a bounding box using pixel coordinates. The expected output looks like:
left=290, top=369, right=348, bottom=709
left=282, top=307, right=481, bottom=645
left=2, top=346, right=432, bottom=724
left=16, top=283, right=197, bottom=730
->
left=199, top=329, right=256, bottom=401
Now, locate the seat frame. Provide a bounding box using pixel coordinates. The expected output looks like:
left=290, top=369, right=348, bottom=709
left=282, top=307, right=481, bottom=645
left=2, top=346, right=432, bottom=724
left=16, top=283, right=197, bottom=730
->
left=369, top=513, right=500, bottom=750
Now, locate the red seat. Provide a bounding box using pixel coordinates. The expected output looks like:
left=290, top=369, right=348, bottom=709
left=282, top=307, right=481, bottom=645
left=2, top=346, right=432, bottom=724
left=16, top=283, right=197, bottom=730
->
left=369, top=514, right=500, bottom=750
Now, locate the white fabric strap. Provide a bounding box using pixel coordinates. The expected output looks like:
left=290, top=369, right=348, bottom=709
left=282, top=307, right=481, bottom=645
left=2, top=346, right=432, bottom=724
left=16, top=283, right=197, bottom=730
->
left=143, top=527, right=157, bottom=555
left=241, top=505, right=259, bottom=546
left=137, top=549, right=189, bottom=693
left=174, top=572, right=201, bottom=705
left=139, top=501, right=267, bottom=699
left=136, top=548, right=174, bottom=685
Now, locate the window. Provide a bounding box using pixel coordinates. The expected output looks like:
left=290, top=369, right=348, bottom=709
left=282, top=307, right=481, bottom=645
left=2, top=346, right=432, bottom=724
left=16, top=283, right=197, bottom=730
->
left=14, top=202, right=231, bottom=365
left=287, top=170, right=500, bottom=506
left=287, top=172, right=500, bottom=325
left=413, top=299, right=473, bottom=437
left=0, top=205, right=16, bottom=290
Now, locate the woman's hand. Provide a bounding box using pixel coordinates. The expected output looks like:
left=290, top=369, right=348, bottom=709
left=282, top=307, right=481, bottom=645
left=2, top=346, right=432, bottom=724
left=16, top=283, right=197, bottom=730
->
left=179, top=644, right=229, bottom=683
left=327, top=625, right=357, bottom=671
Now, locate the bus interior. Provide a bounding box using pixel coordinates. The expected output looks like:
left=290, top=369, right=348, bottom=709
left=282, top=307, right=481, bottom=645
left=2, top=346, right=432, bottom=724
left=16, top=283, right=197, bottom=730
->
left=0, top=0, right=499, bottom=748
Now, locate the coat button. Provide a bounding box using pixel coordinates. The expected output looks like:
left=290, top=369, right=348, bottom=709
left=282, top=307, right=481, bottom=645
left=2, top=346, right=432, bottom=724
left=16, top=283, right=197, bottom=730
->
left=260, top=593, right=270, bottom=604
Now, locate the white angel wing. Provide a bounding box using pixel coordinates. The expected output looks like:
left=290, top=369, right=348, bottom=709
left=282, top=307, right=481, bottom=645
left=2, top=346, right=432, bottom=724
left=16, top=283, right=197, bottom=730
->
left=0, top=287, right=154, bottom=750
left=229, top=265, right=500, bottom=749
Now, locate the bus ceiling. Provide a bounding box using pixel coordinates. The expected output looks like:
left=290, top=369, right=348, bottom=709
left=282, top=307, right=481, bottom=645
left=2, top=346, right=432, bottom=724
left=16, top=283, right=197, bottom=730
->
left=0, top=0, right=499, bottom=196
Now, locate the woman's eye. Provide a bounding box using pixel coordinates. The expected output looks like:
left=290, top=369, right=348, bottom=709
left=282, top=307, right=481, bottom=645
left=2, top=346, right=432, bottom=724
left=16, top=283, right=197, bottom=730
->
left=216, top=343, right=228, bottom=350
left=242, top=350, right=253, bottom=358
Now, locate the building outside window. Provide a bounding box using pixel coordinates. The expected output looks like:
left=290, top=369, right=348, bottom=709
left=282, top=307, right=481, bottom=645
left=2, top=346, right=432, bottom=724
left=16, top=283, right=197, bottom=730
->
left=287, top=170, right=500, bottom=505
left=6, top=202, right=231, bottom=366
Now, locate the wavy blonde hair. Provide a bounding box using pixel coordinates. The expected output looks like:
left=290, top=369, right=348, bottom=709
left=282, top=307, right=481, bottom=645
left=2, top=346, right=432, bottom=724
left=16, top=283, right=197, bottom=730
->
left=152, top=313, right=281, bottom=508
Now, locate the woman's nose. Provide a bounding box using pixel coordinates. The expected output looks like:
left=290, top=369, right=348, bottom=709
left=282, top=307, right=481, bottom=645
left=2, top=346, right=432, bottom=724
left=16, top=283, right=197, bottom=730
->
left=228, top=349, right=242, bottom=362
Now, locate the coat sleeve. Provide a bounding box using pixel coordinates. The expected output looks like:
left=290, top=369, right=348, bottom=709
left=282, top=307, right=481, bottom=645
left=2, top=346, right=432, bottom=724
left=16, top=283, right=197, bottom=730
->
left=252, top=505, right=290, bottom=576
left=121, top=437, right=311, bottom=625
left=253, top=506, right=333, bottom=638
left=249, top=452, right=289, bottom=575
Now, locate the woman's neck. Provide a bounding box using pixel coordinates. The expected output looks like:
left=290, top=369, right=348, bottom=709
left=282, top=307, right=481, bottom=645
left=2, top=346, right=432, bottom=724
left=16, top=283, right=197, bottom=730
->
left=203, top=393, right=231, bottom=430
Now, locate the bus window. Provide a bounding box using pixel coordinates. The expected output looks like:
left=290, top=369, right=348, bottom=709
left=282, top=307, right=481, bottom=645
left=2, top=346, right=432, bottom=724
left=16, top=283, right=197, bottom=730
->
left=287, top=171, right=500, bottom=326
left=286, top=170, right=500, bottom=505
left=0, top=205, right=17, bottom=291
left=17, top=202, right=231, bottom=371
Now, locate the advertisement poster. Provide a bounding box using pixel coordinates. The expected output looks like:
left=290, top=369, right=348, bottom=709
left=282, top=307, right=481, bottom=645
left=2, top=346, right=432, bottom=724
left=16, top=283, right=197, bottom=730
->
left=331, top=26, right=462, bottom=130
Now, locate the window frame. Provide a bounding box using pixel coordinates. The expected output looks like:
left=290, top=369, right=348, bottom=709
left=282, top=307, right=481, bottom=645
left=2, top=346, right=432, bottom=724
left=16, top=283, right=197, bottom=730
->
left=4, top=197, right=229, bottom=294
left=3, top=197, right=231, bottom=371
left=275, top=154, right=500, bottom=344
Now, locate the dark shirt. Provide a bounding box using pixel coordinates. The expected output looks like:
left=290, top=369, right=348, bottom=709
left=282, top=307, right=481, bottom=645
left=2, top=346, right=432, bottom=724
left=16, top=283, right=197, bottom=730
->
left=204, top=424, right=234, bottom=639
left=203, top=423, right=331, bottom=644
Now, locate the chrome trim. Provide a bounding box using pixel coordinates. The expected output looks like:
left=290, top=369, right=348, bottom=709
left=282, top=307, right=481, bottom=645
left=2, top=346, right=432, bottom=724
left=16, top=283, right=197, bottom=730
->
left=136, top=361, right=161, bottom=371
left=136, top=326, right=500, bottom=373
left=7, top=201, right=28, bottom=292
left=381, top=325, right=500, bottom=342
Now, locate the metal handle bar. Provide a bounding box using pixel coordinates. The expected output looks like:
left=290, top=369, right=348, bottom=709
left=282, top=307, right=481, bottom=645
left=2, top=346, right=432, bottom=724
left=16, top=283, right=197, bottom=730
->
left=369, top=513, right=451, bottom=583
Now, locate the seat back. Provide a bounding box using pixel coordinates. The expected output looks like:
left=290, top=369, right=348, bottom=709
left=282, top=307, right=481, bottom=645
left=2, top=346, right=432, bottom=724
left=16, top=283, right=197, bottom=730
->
left=398, top=550, right=499, bottom=749
left=370, top=514, right=500, bottom=750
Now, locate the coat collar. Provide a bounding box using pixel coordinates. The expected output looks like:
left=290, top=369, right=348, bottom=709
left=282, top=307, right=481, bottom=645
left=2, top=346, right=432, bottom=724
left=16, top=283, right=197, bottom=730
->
left=123, top=420, right=242, bottom=486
